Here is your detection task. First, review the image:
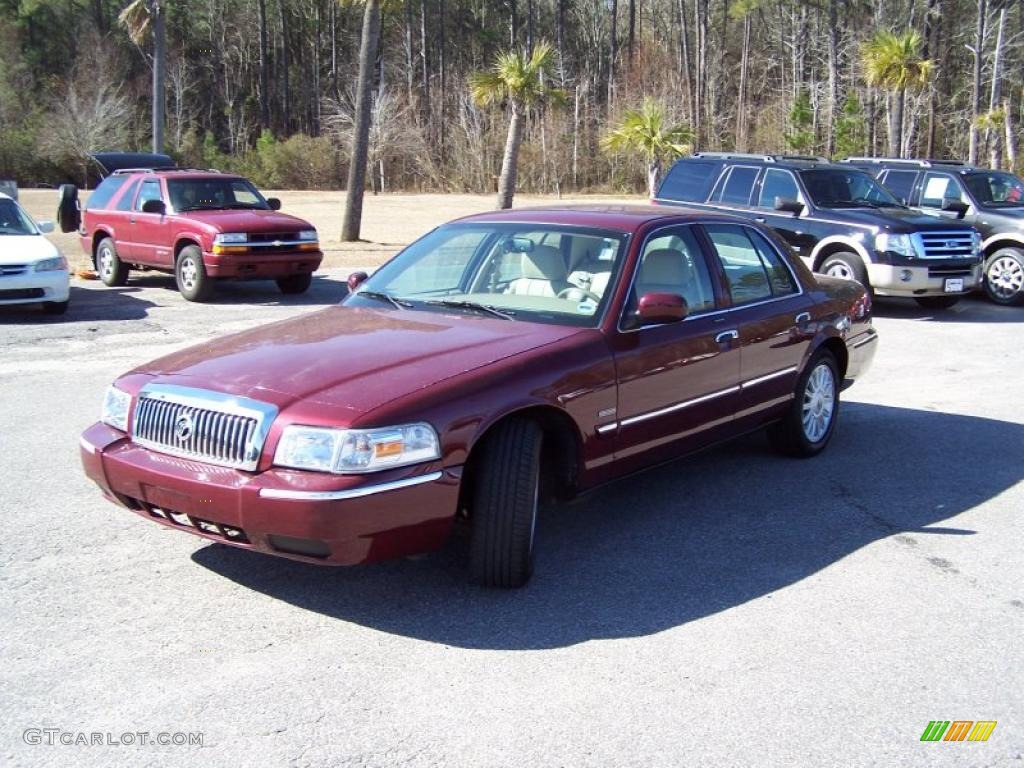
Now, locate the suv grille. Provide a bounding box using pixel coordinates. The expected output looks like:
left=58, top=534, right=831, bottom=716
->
left=132, top=384, right=277, bottom=471
left=914, top=231, right=976, bottom=259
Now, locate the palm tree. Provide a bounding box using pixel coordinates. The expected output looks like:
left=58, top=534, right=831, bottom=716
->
left=470, top=42, right=562, bottom=209
left=602, top=99, right=692, bottom=198
left=341, top=0, right=382, bottom=241
left=119, top=0, right=166, bottom=154
left=862, top=29, right=933, bottom=158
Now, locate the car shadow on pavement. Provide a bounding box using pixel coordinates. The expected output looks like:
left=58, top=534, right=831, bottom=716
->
left=872, top=294, right=1024, bottom=323
left=125, top=273, right=345, bottom=306
left=193, top=402, right=1024, bottom=649
left=0, top=285, right=156, bottom=323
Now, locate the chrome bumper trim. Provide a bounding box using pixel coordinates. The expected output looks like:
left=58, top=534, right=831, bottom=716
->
left=258, top=471, right=444, bottom=501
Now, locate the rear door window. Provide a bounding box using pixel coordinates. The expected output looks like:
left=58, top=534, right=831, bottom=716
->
left=880, top=170, right=917, bottom=203
left=713, top=166, right=760, bottom=206
left=703, top=224, right=793, bottom=305
left=657, top=161, right=721, bottom=202
left=85, top=176, right=128, bottom=210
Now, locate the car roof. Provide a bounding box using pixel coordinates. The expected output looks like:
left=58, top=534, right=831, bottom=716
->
left=114, top=169, right=245, bottom=180
left=451, top=204, right=751, bottom=233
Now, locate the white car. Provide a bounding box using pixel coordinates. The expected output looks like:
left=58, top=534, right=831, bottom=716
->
left=0, top=192, right=70, bottom=315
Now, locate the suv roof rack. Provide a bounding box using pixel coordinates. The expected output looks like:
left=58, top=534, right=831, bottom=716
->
left=692, top=152, right=831, bottom=164
left=773, top=154, right=830, bottom=163
left=111, top=166, right=225, bottom=175
left=841, top=156, right=971, bottom=169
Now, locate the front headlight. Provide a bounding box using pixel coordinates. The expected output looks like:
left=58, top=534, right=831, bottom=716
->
left=875, top=233, right=917, bottom=258
left=298, top=229, right=318, bottom=241
left=274, top=423, right=441, bottom=474
left=213, top=233, right=248, bottom=245
left=101, top=385, right=132, bottom=432
left=971, top=230, right=982, bottom=255
left=34, top=255, right=68, bottom=272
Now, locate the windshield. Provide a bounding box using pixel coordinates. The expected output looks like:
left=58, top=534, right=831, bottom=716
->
left=345, top=223, right=628, bottom=327
left=800, top=169, right=902, bottom=209
left=963, top=171, right=1024, bottom=207
left=0, top=198, right=39, bottom=235
left=166, top=178, right=270, bottom=211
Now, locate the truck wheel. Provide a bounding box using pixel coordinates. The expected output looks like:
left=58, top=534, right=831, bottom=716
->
left=768, top=350, right=839, bottom=458
left=96, top=237, right=129, bottom=286
left=915, top=295, right=960, bottom=310
left=276, top=273, right=312, bottom=295
left=175, top=245, right=214, bottom=302
left=983, top=248, right=1024, bottom=306
left=469, top=417, right=543, bottom=588
left=820, top=252, right=868, bottom=289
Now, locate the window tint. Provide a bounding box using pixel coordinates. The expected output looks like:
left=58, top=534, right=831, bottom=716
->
left=657, top=161, right=720, bottom=202
left=85, top=176, right=128, bottom=210
left=747, top=230, right=797, bottom=295
left=703, top=224, right=777, bottom=305
left=135, top=180, right=163, bottom=211
left=920, top=173, right=963, bottom=208
left=758, top=169, right=800, bottom=209
left=715, top=166, right=759, bottom=205
left=115, top=179, right=141, bottom=211
left=628, top=226, right=716, bottom=322
left=880, top=170, right=917, bottom=203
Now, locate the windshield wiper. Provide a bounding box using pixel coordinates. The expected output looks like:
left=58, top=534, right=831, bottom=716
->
left=425, top=299, right=515, bottom=320
left=356, top=290, right=411, bottom=309
left=223, top=203, right=266, bottom=210
left=178, top=204, right=223, bottom=211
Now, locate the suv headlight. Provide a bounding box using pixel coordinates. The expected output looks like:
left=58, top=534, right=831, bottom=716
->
left=101, top=385, right=132, bottom=431
left=875, top=233, right=917, bottom=258
left=34, top=255, right=68, bottom=272
left=213, top=233, right=248, bottom=245
left=971, top=230, right=982, bottom=256
left=298, top=230, right=318, bottom=241
left=274, top=423, right=441, bottom=474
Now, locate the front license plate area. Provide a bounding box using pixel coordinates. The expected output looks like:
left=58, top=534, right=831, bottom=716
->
left=141, top=484, right=194, bottom=517
left=944, top=278, right=965, bottom=293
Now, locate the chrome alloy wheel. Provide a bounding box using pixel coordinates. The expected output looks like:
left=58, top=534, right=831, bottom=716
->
left=179, top=255, right=199, bottom=291
left=98, top=244, right=115, bottom=279
left=825, top=261, right=854, bottom=280
left=802, top=363, right=836, bottom=443
left=987, top=255, right=1024, bottom=301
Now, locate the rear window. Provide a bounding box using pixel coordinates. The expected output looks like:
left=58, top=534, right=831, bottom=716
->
left=657, top=161, right=720, bottom=202
left=85, top=176, right=128, bottom=210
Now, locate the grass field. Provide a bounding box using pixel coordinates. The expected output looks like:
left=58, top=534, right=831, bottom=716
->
left=18, top=189, right=643, bottom=273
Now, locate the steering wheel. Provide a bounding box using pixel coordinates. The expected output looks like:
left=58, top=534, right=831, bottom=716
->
left=557, top=286, right=601, bottom=302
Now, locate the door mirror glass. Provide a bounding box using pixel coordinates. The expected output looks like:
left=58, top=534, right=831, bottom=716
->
left=266, top=197, right=282, bottom=211
left=773, top=197, right=804, bottom=215
left=637, top=292, right=688, bottom=324
left=37, top=220, right=55, bottom=233
left=347, top=271, right=369, bottom=291
left=141, top=198, right=166, bottom=215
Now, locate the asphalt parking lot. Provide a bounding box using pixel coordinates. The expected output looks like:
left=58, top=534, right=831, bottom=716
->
left=1, top=273, right=1022, bottom=767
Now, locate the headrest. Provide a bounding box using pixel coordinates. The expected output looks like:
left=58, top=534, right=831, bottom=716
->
left=521, top=245, right=567, bottom=280
left=640, top=249, right=686, bottom=285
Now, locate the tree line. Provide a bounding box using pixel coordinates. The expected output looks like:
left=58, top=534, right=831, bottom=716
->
left=2, top=0, right=1023, bottom=197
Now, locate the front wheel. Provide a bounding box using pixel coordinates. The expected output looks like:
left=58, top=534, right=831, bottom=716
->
left=768, top=350, right=840, bottom=458
left=820, top=252, right=868, bottom=289
left=276, top=273, right=312, bottom=295
left=983, top=248, right=1024, bottom=306
left=468, top=417, right=543, bottom=588
left=915, top=295, right=960, bottom=310
left=175, top=246, right=214, bottom=302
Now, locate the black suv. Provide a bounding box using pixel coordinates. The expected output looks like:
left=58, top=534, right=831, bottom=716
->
left=655, top=153, right=983, bottom=309
left=843, top=157, right=1024, bottom=305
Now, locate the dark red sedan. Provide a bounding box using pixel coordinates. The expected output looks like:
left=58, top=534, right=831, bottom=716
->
left=80, top=206, right=877, bottom=587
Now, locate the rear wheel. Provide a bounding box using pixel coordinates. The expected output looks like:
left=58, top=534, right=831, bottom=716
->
left=96, top=237, right=128, bottom=287
left=820, top=252, right=868, bottom=290
left=468, top=417, right=543, bottom=589
left=276, top=273, right=312, bottom=295
left=915, top=295, right=960, bottom=310
left=175, top=245, right=214, bottom=302
left=983, top=248, right=1024, bottom=306
left=768, top=350, right=840, bottom=458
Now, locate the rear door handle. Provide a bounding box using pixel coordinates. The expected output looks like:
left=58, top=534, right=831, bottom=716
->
left=794, top=312, right=811, bottom=324
left=715, top=330, right=739, bottom=343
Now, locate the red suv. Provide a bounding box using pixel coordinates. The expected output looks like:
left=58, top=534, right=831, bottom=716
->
left=63, top=157, right=322, bottom=301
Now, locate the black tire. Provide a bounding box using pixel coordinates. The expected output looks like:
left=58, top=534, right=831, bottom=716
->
left=175, top=245, right=214, bottom=302
left=57, top=184, right=80, bottom=233
left=276, top=273, right=312, bottom=295
left=42, top=300, right=69, bottom=315
left=468, top=418, right=543, bottom=588
left=95, top=237, right=128, bottom=287
left=768, top=350, right=840, bottom=458
left=983, top=248, right=1024, bottom=306
left=819, top=252, right=869, bottom=290
left=915, top=295, right=960, bottom=310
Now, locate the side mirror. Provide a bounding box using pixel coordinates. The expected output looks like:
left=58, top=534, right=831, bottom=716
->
left=266, top=197, right=282, bottom=211
left=941, top=198, right=969, bottom=218
left=141, top=199, right=166, bottom=215
left=347, top=271, right=369, bottom=291
left=37, top=220, right=55, bottom=234
left=637, top=292, right=688, bottom=325
left=774, top=197, right=804, bottom=216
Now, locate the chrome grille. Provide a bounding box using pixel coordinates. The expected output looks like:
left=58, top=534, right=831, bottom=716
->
left=0, top=264, right=28, bottom=276
left=928, top=266, right=973, bottom=278
left=913, top=231, right=976, bottom=259
left=132, top=384, right=277, bottom=471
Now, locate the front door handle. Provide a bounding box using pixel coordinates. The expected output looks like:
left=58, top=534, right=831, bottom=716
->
left=129, top=217, right=136, bottom=224
left=715, top=329, right=739, bottom=343
left=794, top=311, right=811, bottom=324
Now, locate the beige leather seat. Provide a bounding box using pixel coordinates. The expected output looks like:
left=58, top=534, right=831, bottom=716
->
left=636, top=248, right=691, bottom=295
left=506, top=245, right=568, bottom=297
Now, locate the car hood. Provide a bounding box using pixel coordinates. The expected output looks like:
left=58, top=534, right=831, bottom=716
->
left=131, top=306, right=586, bottom=416
left=182, top=209, right=314, bottom=234
left=0, top=234, right=60, bottom=265
left=817, top=206, right=976, bottom=233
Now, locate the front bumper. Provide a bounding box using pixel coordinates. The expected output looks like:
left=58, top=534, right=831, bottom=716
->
left=868, top=262, right=981, bottom=297
left=204, top=249, right=322, bottom=279
left=0, top=269, right=69, bottom=305
left=80, top=423, right=460, bottom=566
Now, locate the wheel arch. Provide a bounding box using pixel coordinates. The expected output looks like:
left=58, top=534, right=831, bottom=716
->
left=981, top=234, right=1024, bottom=258
left=90, top=229, right=114, bottom=266
left=810, top=334, right=849, bottom=381
left=173, top=237, right=202, bottom=260
left=810, top=237, right=872, bottom=273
